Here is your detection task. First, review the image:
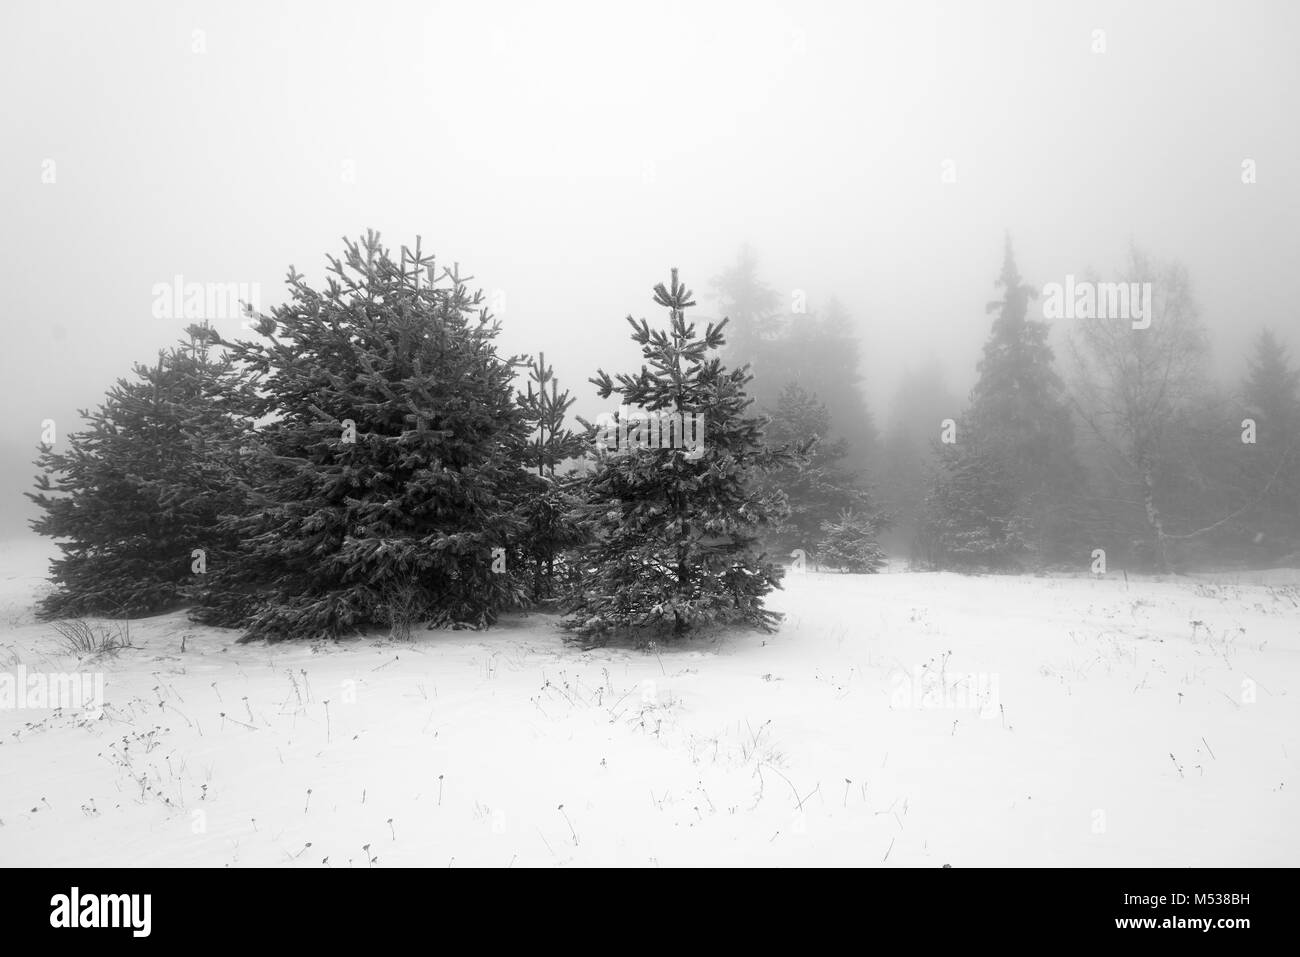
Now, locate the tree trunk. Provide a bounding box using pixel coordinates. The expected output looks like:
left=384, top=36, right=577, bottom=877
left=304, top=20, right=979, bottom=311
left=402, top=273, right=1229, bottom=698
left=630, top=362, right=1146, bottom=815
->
left=1140, top=460, right=1172, bottom=573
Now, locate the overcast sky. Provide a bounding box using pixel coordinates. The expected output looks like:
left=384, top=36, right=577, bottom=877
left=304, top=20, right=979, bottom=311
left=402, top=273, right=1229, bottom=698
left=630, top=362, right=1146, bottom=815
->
left=2, top=0, right=1297, bottom=532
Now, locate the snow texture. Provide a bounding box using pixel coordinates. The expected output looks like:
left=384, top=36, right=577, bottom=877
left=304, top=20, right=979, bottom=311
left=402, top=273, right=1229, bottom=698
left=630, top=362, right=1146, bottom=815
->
left=2, top=537, right=1296, bottom=866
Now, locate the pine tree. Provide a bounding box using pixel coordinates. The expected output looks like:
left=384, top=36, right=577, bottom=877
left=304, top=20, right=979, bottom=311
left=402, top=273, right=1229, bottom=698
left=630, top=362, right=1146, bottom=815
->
left=758, top=383, right=886, bottom=559
left=923, top=237, right=1079, bottom=569
left=711, top=248, right=878, bottom=472
left=192, top=232, right=533, bottom=640
left=566, top=269, right=792, bottom=643
left=816, top=510, right=888, bottom=573
left=920, top=439, right=1028, bottom=569
left=517, top=353, right=589, bottom=602
left=29, top=329, right=253, bottom=617
left=779, top=298, right=879, bottom=471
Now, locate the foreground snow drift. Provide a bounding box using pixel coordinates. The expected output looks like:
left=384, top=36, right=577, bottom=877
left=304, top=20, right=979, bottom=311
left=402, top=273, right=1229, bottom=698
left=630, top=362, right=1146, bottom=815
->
left=2, top=537, right=1297, bottom=867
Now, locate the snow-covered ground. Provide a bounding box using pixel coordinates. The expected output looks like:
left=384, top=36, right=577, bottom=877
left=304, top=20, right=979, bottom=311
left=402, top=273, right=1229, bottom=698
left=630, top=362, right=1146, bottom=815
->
left=2, top=535, right=1297, bottom=867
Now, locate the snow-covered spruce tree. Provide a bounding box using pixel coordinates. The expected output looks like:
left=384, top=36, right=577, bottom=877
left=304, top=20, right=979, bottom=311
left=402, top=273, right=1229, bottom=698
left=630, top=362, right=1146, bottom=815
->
left=816, top=510, right=888, bottom=573
left=29, top=328, right=255, bottom=617
left=565, top=269, right=792, bottom=642
left=517, top=353, right=589, bottom=603
left=919, top=439, right=1028, bottom=570
left=757, top=383, right=888, bottom=561
left=922, top=237, right=1079, bottom=570
left=192, top=232, right=532, bottom=640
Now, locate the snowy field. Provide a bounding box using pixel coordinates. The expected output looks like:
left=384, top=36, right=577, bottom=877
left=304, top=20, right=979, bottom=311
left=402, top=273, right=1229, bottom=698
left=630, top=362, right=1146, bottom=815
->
left=2, top=536, right=1297, bottom=867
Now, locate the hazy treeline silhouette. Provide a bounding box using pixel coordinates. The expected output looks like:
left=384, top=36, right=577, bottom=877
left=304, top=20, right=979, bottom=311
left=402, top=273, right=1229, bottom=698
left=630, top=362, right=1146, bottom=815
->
left=711, top=240, right=1300, bottom=573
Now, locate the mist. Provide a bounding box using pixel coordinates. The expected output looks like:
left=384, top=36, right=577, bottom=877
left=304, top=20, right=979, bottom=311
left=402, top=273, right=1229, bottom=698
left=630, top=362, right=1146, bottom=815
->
left=2, top=0, right=1297, bottom=535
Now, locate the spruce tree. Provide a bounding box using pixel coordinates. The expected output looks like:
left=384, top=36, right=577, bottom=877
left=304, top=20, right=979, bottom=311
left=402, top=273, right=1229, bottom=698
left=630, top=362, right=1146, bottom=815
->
left=923, top=237, right=1079, bottom=569
left=29, top=329, right=253, bottom=617
left=778, top=298, right=879, bottom=471
left=566, top=269, right=791, bottom=642
left=711, top=243, right=781, bottom=373
left=711, top=248, right=878, bottom=472
left=193, top=232, right=532, bottom=639
left=517, top=353, right=588, bottom=602
left=920, top=439, right=1028, bottom=569
left=816, top=510, right=888, bottom=573
left=758, top=383, right=886, bottom=559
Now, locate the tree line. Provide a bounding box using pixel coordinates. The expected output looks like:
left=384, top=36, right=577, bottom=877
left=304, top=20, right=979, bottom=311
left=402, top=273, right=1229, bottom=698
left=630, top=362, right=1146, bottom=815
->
left=30, top=231, right=1298, bottom=645
left=714, top=237, right=1300, bottom=574
left=29, top=232, right=883, bottom=643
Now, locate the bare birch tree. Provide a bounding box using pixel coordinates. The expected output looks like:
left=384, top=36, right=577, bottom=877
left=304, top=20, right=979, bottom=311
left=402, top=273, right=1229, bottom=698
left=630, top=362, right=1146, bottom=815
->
left=1067, top=249, right=1207, bottom=571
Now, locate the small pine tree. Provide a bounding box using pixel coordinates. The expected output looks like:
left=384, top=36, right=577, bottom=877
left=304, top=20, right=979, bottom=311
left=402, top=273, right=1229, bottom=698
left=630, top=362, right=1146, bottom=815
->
left=816, top=510, right=888, bottom=573
left=517, top=353, right=589, bottom=602
left=920, top=438, right=1029, bottom=570
left=29, top=329, right=253, bottom=617
left=566, top=269, right=792, bottom=642
left=193, top=232, right=533, bottom=639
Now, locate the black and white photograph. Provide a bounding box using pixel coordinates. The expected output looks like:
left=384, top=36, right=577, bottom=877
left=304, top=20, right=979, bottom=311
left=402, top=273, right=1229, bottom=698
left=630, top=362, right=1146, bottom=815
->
left=1, top=0, right=1295, bottom=934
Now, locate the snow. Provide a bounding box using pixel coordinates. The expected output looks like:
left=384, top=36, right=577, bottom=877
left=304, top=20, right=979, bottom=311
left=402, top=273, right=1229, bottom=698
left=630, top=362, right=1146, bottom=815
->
left=2, top=535, right=1297, bottom=866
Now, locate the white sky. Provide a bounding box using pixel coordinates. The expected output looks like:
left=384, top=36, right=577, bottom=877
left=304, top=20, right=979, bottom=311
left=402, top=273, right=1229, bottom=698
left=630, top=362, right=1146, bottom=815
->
left=2, top=0, right=1297, bottom=528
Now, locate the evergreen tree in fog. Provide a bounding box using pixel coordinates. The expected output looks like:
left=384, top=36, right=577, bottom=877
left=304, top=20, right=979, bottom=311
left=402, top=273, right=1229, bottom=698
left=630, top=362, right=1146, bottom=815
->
left=567, top=269, right=791, bottom=642
left=516, top=352, right=589, bottom=602
left=711, top=246, right=878, bottom=472
left=921, top=237, right=1080, bottom=569
left=192, top=232, right=533, bottom=639
left=757, top=383, right=886, bottom=563
left=30, top=330, right=253, bottom=617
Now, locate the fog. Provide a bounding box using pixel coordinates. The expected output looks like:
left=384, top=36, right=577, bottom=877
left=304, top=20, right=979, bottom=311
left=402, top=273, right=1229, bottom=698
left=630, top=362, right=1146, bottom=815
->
left=3, top=0, right=1297, bottom=534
